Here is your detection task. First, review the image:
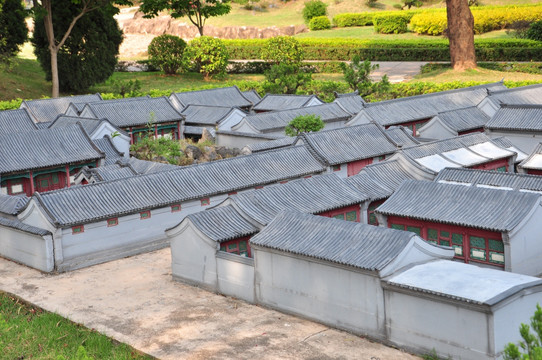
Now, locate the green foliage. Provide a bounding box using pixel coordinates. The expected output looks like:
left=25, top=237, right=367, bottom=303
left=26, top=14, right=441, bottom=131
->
left=261, top=36, right=304, bottom=66
left=32, top=0, right=123, bottom=92
left=504, top=304, right=542, bottom=360
left=302, top=0, right=327, bottom=24
left=373, top=14, right=409, bottom=34
left=364, top=0, right=378, bottom=8
left=148, top=34, right=188, bottom=75
left=130, top=136, right=185, bottom=164
left=309, top=16, right=331, bottom=31
left=285, top=114, right=324, bottom=136
left=187, top=36, right=229, bottom=80
left=332, top=9, right=419, bottom=27
left=396, top=0, right=423, bottom=10
left=421, top=62, right=542, bottom=75
left=0, top=0, right=28, bottom=60
left=107, top=79, right=142, bottom=98
left=140, top=0, right=231, bottom=35
left=340, top=56, right=390, bottom=97
left=527, top=21, right=542, bottom=42
left=263, top=63, right=313, bottom=94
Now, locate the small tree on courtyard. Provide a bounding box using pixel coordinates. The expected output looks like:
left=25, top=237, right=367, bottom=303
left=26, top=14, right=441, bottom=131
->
left=340, top=55, right=390, bottom=98
left=285, top=114, right=324, bottom=137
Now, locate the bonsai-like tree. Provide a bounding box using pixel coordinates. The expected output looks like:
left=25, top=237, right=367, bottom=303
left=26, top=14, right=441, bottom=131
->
left=340, top=55, right=390, bottom=98
left=503, top=304, right=542, bottom=359
left=285, top=114, right=325, bottom=137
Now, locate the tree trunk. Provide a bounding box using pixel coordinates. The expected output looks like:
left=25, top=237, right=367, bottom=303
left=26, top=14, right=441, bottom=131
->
left=446, top=0, right=477, bottom=71
left=43, top=0, right=60, bottom=97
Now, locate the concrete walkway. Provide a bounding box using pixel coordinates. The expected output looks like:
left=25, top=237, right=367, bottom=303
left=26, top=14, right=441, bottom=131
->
left=371, top=62, right=428, bottom=83
left=0, top=248, right=421, bottom=360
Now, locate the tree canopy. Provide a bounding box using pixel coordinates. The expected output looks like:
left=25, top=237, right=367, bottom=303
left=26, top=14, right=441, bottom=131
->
left=285, top=114, right=325, bottom=137
left=140, top=0, right=231, bottom=36
left=0, top=0, right=28, bottom=61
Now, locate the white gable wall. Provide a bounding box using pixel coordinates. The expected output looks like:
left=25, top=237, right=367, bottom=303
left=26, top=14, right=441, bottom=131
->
left=217, top=109, right=247, bottom=131
left=417, top=117, right=458, bottom=140
left=485, top=130, right=542, bottom=154
left=0, top=225, right=54, bottom=272
left=91, top=124, right=130, bottom=158
left=506, top=203, right=542, bottom=276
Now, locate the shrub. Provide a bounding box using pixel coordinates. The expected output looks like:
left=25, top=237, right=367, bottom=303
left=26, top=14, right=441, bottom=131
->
left=261, top=36, right=304, bottom=65
left=0, top=0, right=28, bottom=60
left=285, top=114, right=324, bottom=136
left=527, top=20, right=542, bottom=42
left=340, top=55, right=390, bottom=97
left=309, top=16, right=331, bottom=31
left=410, top=12, right=447, bottom=35
left=302, top=0, right=327, bottom=24
left=147, top=34, right=187, bottom=75
left=364, top=0, right=378, bottom=8
left=263, top=63, right=312, bottom=94
left=187, top=36, right=229, bottom=80
left=333, top=13, right=374, bottom=27
left=373, top=14, right=409, bottom=34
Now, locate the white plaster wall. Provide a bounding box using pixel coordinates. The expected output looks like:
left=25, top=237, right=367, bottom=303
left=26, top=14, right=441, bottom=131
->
left=254, top=249, right=386, bottom=339
left=507, top=205, right=542, bottom=276
left=384, top=289, right=492, bottom=360
left=486, top=130, right=542, bottom=154
left=0, top=226, right=54, bottom=272
left=216, top=133, right=280, bottom=149
left=346, top=112, right=372, bottom=126
left=325, top=164, right=348, bottom=178
left=217, top=253, right=255, bottom=303
left=417, top=119, right=457, bottom=140
left=170, top=224, right=218, bottom=290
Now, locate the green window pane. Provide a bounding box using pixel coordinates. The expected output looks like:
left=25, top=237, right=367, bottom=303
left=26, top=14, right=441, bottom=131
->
left=496, top=166, right=506, bottom=172
left=220, top=246, right=226, bottom=252
left=470, top=248, right=487, bottom=261
left=440, top=240, right=450, bottom=247
left=489, top=251, right=505, bottom=264
left=440, top=230, right=450, bottom=238
left=488, top=239, right=504, bottom=252
left=391, top=224, right=404, bottom=230
left=228, top=243, right=238, bottom=251
left=452, top=233, right=463, bottom=245
left=52, top=174, right=59, bottom=184
left=407, top=226, right=421, bottom=235
left=239, top=240, right=247, bottom=251
left=368, top=203, right=378, bottom=211
left=333, top=214, right=345, bottom=220
left=427, top=228, right=438, bottom=240
left=40, top=179, right=49, bottom=187
left=345, top=211, right=357, bottom=222
left=470, top=236, right=485, bottom=249
left=368, top=213, right=377, bottom=225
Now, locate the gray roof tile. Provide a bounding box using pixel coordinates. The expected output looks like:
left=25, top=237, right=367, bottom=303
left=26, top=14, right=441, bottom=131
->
left=487, top=83, right=542, bottom=105
left=333, top=93, right=366, bottom=114
left=92, top=136, right=124, bottom=165
left=20, top=94, right=103, bottom=123
left=486, top=104, right=542, bottom=131
left=0, top=109, right=38, bottom=134
left=186, top=205, right=259, bottom=242
left=181, top=105, right=243, bottom=126
left=300, top=123, right=399, bottom=165
left=435, top=167, right=542, bottom=192
left=376, top=180, right=541, bottom=232
left=0, top=125, right=105, bottom=174
left=430, top=106, right=490, bottom=132
left=121, top=157, right=180, bottom=174
left=253, top=94, right=323, bottom=112
left=250, top=210, right=416, bottom=271
left=242, top=90, right=262, bottom=104
left=0, top=217, right=52, bottom=236
left=0, top=194, right=30, bottom=215
left=384, top=126, right=420, bottom=147
left=215, top=130, right=283, bottom=140
left=228, top=174, right=368, bottom=224
left=519, top=142, right=542, bottom=171
left=246, top=137, right=296, bottom=153
left=34, top=145, right=326, bottom=226
left=170, top=86, right=253, bottom=110
left=240, top=103, right=351, bottom=132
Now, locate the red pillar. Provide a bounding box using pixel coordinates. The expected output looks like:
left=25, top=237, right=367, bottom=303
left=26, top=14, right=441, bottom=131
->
left=65, top=165, right=71, bottom=188
left=154, top=124, right=158, bottom=139
left=29, top=170, right=35, bottom=195
left=129, top=127, right=134, bottom=144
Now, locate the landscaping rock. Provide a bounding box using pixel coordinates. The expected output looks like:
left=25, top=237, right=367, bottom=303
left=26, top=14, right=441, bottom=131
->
left=185, top=145, right=203, bottom=160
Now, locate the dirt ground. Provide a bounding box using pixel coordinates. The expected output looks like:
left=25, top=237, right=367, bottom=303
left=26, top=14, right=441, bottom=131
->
left=0, top=248, right=421, bottom=360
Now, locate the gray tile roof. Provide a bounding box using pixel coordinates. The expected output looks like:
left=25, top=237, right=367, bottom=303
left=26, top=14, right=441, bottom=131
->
left=487, top=83, right=542, bottom=105
left=239, top=103, right=351, bottom=133
left=181, top=105, right=243, bottom=126
left=519, top=142, right=542, bottom=171
left=246, top=136, right=296, bottom=153
left=486, top=104, right=542, bottom=131
left=120, top=157, right=180, bottom=174
left=0, top=109, right=38, bottom=134
left=299, top=123, right=399, bottom=165
left=250, top=210, right=416, bottom=271
left=430, top=106, right=490, bottom=132
left=49, top=115, right=103, bottom=134
left=346, top=160, right=419, bottom=201
left=490, top=136, right=529, bottom=162
left=227, top=173, right=368, bottom=225
left=384, top=126, right=420, bottom=147
left=20, top=94, right=103, bottom=123
left=35, top=122, right=51, bottom=129
left=0, top=216, right=52, bottom=236
left=350, top=82, right=506, bottom=126
left=435, top=167, right=542, bottom=192
left=376, top=180, right=541, bottom=232
left=183, top=125, right=212, bottom=137
left=79, top=97, right=184, bottom=128
left=215, top=130, right=283, bottom=140
left=333, top=92, right=366, bottom=114
left=401, top=133, right=491, bottom=158
left=242, top=90, right=262, bottom=104
left=186, top=205, right=259, bottom=242
left=253, top=94, right=323, bottom=112
left=0, top=194, right=30, bottom=216
left=34, top=145, right=326, bottom=227
left=169, top=86, right=253, bottom=111
left=0, top=125, right=105, bottom=174
left=81, top=164, right=137, bottom=182
left=92, top=136, right=124, bottom=165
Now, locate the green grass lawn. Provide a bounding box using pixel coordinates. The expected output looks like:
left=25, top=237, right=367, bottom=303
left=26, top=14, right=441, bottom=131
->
left=0, top=291, right=153, bottom=360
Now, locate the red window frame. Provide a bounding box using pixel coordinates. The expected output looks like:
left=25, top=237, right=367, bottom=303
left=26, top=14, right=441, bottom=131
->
left=140, top=211, right=151, bottom=219
left=107, top=218, right=118, bottom=227
left=255, top=185, right=264, bottom=190
left=279, top=180, right=288, bottom=184
left=228, top=191, right=238, bottom=195
left=470, top=157, right=509, bottom=172
left=72, top=225, right=84, bottom=234
left=171, top=204, right=181, bottom=212
left=200, top=198, right=210, bottom=206
left=220, top=236, right=252, bottom=257
left=367, top=200, right=385, bottom=226
left=318, top=204, right=360, bottom=222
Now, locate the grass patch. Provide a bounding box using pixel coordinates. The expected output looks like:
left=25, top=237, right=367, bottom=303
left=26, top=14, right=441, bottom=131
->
left=0, top=291, right=153, bottom=360
left=0, top=58, right=51, bottom=101
left=414, top=65, right=542, bottom=83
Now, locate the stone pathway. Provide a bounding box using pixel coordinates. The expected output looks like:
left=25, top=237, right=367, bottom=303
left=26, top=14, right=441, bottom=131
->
left=0, top=248, right=421, bottom=360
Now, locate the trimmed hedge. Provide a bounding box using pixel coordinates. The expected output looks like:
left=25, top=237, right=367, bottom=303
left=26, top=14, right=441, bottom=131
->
left=309, top=16, right=332, bottom=31
left=333, top=10, right=419, bottom=27
left=224, top=38, right=542, bottom=61
left=373, top=13, right=410, bottom=34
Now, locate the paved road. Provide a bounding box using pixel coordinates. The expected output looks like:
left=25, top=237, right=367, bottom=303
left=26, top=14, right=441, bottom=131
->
left=0, top=248, right=421, bottom=360
left=371, top=62, right=429, bottom=83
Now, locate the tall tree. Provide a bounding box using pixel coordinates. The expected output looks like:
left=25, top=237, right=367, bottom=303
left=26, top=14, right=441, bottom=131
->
left=31, top=0, right=130, bottom=97
left=446, top=0, right=476, bottom=70
left=33, top=0, right=123, bottom=93
left=139, top=0, right=231, bottom=36
left=0, top=0, right=28, bottom=61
